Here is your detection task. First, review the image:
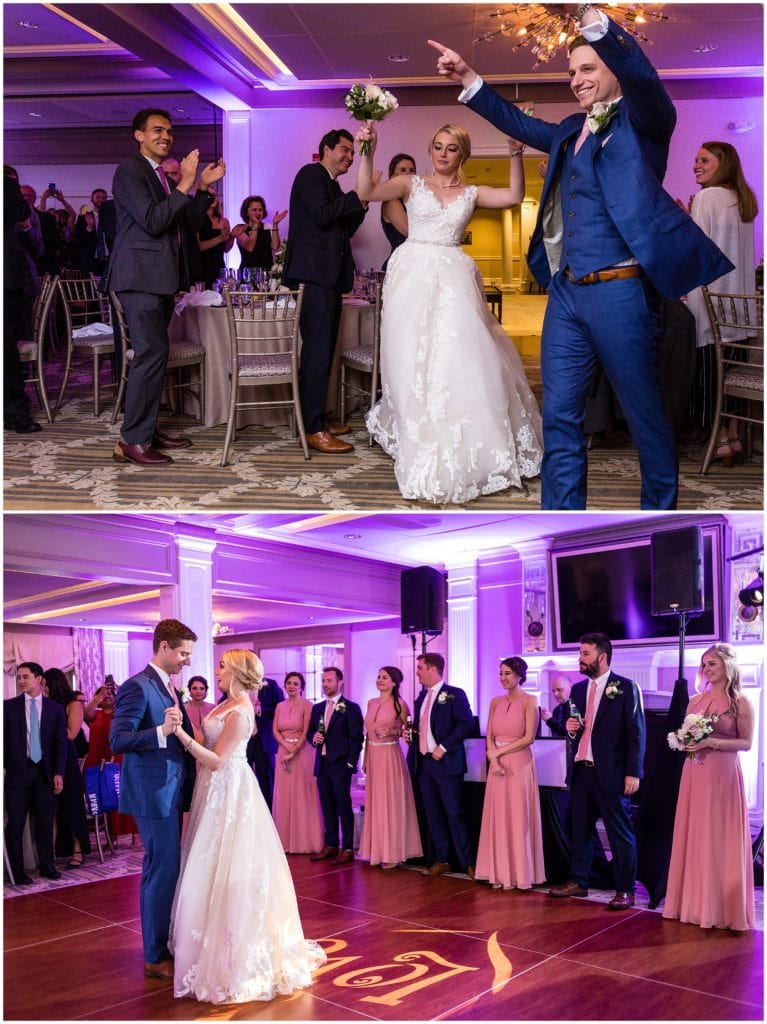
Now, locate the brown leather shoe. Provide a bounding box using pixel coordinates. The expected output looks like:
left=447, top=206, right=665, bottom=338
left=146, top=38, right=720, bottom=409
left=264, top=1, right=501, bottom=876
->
left=113, top=441, right=173, bottom=466
left=425, top=861, right=451, bottom=877
left=306, top=431, right=354, bottom=453
left=326, top=421, right=352, bottom=436
left=549, top=881, right=589, bottom=898
left=466, top=865, right=476, bottom=880
left=309, top=846, right=339, bottom=861
left=331, top=849, right=354, bottom=865
left=144, top=959, right=174, bottom=980
left=152, top=427, right=192, bottom=449
left=607, top=891, right=635, bottom=910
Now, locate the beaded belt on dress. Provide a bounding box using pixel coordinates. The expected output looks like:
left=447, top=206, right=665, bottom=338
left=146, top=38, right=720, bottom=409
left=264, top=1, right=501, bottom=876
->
left=367, top=740, right=399, bottom=747
left=285, top=737, right=299, bottom=744
left=408, top=239, right=460, bottom=248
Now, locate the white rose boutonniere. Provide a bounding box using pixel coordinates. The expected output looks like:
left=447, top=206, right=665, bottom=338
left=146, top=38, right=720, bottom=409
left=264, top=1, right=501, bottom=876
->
left=587, top=100, right=620, bottom=136
left=437, top=691, right=455, bottom=705
left=178, top=687, right=189, bottom=703
left=335, top=700, right=347, bottom=714
left=604, top=681, right=623, bottom=699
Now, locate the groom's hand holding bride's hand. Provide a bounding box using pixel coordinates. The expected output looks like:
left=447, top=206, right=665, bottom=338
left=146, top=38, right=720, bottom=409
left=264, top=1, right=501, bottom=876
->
left=162, top=706, right=182, bottom=736
left=427, top=39, right=477, bottom=90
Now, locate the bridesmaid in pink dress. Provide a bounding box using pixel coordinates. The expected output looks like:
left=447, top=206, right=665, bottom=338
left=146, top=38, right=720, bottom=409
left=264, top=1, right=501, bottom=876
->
left=185, top=676, right=215, bottom=744
left=359, top=666, right=423, bottom=869
left=475, top=657, right=545, bottom=890
left=271, top=672, right=324, bottom=854
left=663, top=643, right=755, bottom=931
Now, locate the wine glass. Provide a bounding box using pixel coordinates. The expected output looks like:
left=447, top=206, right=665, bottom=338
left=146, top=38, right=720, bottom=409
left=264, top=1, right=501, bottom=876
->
left=241, top=266, right=252, bottom=285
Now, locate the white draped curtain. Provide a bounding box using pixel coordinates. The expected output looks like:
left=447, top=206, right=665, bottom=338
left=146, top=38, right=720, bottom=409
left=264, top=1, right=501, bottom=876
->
left=3, top=631, right=75, bottom=699
left=72, top=627, right=105, bottom=699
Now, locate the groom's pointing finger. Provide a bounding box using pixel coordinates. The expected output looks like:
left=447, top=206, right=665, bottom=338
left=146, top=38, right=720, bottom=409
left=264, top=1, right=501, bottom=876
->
left=427, top=39, right=448, bottom=54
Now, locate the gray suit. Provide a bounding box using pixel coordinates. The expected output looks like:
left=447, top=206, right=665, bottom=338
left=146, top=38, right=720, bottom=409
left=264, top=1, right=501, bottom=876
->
left=104, top=154, right=212, bottom=444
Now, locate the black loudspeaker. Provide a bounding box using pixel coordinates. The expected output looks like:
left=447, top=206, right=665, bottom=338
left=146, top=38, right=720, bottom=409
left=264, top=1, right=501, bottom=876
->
left=401, top=566, right=445, bottom=634
left=651, top=527, right=704, bottom=615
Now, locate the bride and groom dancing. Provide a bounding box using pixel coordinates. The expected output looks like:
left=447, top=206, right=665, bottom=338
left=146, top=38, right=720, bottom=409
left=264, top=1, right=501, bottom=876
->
left=110, top=619, right=325, bottom=1005
left=357, top=5, right=731, bottom=510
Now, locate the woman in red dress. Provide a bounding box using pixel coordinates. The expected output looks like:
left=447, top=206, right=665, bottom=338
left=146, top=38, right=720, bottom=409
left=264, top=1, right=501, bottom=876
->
left=84, top=677, right=140, bottom=846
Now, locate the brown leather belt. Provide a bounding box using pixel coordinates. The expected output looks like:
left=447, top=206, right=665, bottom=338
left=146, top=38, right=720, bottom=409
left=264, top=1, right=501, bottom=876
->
left=566, top=265, right=642, bottom=285
left=576, top=759, right=595, bottom=767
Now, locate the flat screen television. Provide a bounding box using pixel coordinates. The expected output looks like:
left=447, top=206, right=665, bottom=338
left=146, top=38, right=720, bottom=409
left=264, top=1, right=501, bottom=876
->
left=550, top=525, right=722, bottom=649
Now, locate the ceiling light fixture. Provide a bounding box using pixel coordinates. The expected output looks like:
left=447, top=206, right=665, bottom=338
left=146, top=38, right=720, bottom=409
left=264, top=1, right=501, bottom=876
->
left=693, top=43, right=718, bottom=54
left=212, top=622, right=233, bottom=636
left=388, top=54, right=410, bottom=63
left=728, top=121, right=755, bottom=134
left=343, top=533, right=362, bottom=540
left=475, top=3, right=668, bottom=69
left=29, top=112, right=43, bottom=118
left=16, top=19, right=39, bottom=30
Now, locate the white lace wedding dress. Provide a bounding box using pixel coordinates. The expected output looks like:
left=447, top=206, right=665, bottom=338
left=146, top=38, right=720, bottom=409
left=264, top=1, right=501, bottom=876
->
left=169, top=705, right=326, bottom=1004
left=367, top=174, right=543, bottom=504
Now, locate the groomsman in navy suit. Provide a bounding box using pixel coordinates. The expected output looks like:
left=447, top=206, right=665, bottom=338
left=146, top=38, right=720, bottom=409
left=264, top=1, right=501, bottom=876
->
left=4, top=662, right=67, bottom=884
left=407, top=654, right=475, bottom=877
left=430, top=5, right=732, bottom=510
left=308, top=667, right=364, bottom=864
left=550, top=632, right=645, bottom=909
left=110, top=619, right=197, bottom=979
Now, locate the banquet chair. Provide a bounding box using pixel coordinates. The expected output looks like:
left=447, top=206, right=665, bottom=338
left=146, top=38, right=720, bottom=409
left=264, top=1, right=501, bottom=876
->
left=81, top=757, right=115, bottom=864
left=17, top=272, right=57, bottom=423
left=55, top=275, right=116, bottom=417
left=699, top=287, right=763, bottom=476
left=109, top=292, right=206, bottom=427
left=339, top=279, right=383, bottom=444
left=220, top=285, right=307, bottom=465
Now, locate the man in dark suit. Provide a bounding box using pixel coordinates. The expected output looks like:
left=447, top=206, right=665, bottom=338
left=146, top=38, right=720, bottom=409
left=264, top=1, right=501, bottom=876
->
left=104, top=108, right=224, bottom=467
left=4, top=661, right=67, bottom=884
left=406, top=653, right=475, bottom=877
left=541, top=673, right=572, bottom=738
left=430, top=6, right=732, bottom=510
left=284, top=128, right=368, bottom=454
left=246, top=676, right=285, bottom=810
left=110, top=619, right=197, bottom=980
left=550, top=632, right=646, bottom=910
left=73, top=187, right=112, bottom=275
left=308, top=667, right=364, bottom=864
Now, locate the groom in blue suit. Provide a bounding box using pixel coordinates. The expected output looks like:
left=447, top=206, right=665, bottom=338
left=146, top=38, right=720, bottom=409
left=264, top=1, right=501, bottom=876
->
left=430, top=5, right=732, bottom=510
left=406, top=654, right=475, bottom=877
left=110, top=619, right=197, bottom=979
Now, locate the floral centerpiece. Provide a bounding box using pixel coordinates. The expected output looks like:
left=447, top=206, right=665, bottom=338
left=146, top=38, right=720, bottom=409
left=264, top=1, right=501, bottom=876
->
left=344, top=80, right=398, bottom=154
left=667, top=712, right=720, bottom=760
left=270, top=239, right=287, bottom=286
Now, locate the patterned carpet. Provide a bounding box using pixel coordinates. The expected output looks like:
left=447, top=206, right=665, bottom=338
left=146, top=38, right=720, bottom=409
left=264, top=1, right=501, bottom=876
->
left=4, top=332, right=762, bottom=512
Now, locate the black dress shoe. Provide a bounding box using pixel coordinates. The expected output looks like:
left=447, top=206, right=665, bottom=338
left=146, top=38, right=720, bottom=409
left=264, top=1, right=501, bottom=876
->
left=15, top=874, right=34, bottom=886
left=5, top=418, right=42, bottom=434
left=153, top=427, right=193, bottom=449
left=39, top=866, right=62, bottom=880
left=113, top=440, right=173, bottom=466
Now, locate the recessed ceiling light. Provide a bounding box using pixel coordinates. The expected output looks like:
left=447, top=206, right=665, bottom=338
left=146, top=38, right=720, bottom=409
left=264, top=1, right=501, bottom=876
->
left=173, top=107, right=187, bottom=113
left=343, top=533, right=362, bottom=540
left=17, top=19, right=39, bottom=30
left=388, top=53, right=410, bottom=63
left=29, top=112, right=43, bottom=118
left=693, top=43, right=718, bottom=53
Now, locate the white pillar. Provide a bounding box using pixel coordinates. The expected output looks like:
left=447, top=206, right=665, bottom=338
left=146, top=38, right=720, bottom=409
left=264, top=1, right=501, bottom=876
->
left=102, top=630, right=130, bottom=685
left=222, top=110, right=257, bottom=270
left=159, top=535, right=217, bottom=687
left=445, top=560, right=478, bottom=711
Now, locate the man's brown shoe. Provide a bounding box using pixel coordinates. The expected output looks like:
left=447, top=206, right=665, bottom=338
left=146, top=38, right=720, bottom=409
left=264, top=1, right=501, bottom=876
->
left=306, top=431, right=354, bottom=453
left=331, top=849, right=354, bottom=865
left=326, top=421, right=352, bottom=436
left=113, top=441, right=173, bottom=466
left=466, top=865, right=476, bottom=880
left=152, top=427, right=192, bottom=449
left=425, top=862, right=451, bottom=877
left=310, top=846, right=339, bottom=861
left=144, top=959, right=173, bottom=980
left=607, top=891, right=635, bottom=910
left=549, top=881, right=589, bottom=898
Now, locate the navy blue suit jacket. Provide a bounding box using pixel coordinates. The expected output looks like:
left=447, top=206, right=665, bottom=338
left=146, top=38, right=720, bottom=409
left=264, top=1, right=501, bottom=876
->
left=283, top=162, right=366, bottom=292
left=407, top=683, right=474, bottom=778
left=4, top=694, right=67, bottom=784
left=110, top=664, right=194, bottom=818
left=566, top=672, right=646, bottom=793
left=308, top=697, right=364, bottom=775
left=466, top=16, right=732, bottom=298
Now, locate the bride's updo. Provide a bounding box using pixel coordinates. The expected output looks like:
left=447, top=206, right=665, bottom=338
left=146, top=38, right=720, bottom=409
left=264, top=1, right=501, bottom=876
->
left=429, top=124, right=471, bottom=183
left=223, top=649, right=264, bottom=692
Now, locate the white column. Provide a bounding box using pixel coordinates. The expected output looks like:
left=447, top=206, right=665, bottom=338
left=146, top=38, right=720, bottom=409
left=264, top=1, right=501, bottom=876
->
left=102, top=630, right=130, bottom=684
left=445, top=560, right=478, bottom=710
left=161, top=535, right=217, bottom=687
left=222, top=110, right=256, bottom=271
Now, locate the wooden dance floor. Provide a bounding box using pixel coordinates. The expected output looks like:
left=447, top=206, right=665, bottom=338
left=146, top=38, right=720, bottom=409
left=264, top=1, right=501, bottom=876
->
left=4, top=857, right=763, bottom=1021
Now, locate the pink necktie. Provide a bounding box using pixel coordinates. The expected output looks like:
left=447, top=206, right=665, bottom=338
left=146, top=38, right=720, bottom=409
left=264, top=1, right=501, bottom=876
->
left=166, top=680, right=179, bottom=707
left=156, top=166, right=170, bottom=194
left=574, top=118, right=591, bottom=154
left=419, top=688, right=435, bottom=755
left=576, top=681, right=597, bottom=760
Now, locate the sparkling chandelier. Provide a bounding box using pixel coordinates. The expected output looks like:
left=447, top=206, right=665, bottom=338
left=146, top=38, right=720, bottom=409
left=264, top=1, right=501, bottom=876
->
left=474, top=4, right=668, bottom=68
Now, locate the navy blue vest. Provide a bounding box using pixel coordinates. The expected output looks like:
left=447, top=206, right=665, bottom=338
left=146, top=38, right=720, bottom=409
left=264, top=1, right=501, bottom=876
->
left=559, top=133, right=633, bottom=279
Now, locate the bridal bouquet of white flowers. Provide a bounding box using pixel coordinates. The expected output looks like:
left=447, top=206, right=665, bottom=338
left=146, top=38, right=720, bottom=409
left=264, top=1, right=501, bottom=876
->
left=667, top=712, right=720, bottom=760
left=345, top=80, right=398, bottom=154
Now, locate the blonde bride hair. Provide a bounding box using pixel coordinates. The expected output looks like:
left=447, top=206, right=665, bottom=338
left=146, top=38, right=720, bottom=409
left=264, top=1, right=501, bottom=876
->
left=429, top=124, right=471, bottom=184
left=222, top=649, right=264, bottom=692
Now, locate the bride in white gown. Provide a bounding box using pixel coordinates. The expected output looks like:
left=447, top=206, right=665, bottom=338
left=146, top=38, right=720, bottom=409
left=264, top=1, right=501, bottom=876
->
left=356, top=122, right=543, bottom=505
left=169, top=649, right=326, bottom=1004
